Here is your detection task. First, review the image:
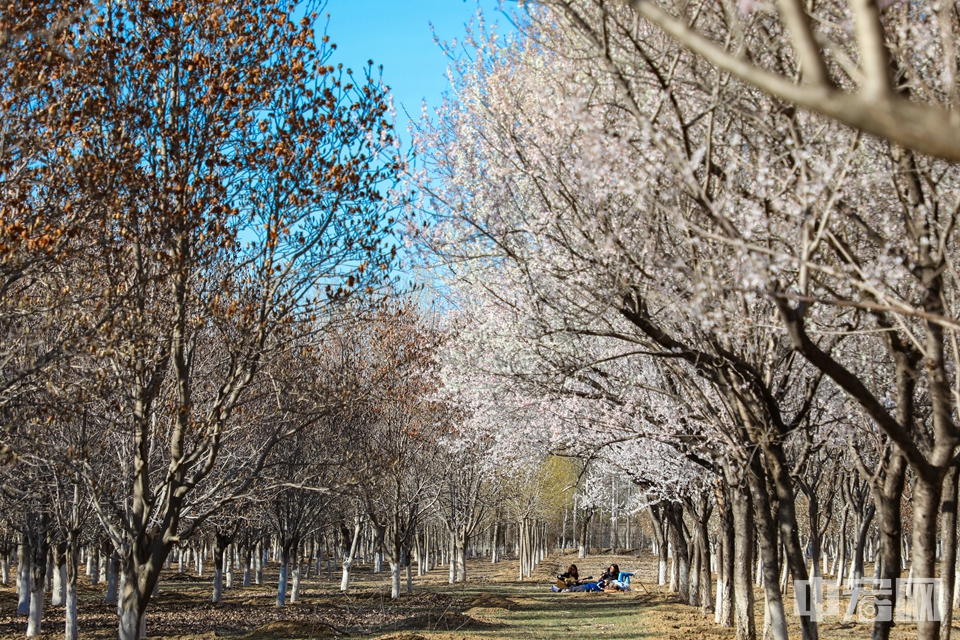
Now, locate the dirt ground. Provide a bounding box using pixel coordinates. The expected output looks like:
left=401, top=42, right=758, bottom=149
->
left=0, top=551, right=954, bottom=639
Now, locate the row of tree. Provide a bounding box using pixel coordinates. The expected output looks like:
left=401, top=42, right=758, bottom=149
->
left=1, top=4, right=627, bottom=639
left=0, top=0, right=424, bottom=638
left=414, top=2, right=960, bottom=640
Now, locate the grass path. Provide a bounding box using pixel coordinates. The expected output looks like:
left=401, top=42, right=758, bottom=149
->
left=394, top=583, right=652, bottom=640
left=368, top=553, right=716, bottom=640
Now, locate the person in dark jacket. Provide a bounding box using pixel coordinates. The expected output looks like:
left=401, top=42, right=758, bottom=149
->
left=556, top=564, right=583, bottom=589
left=599, top=563, right=626, bottom=590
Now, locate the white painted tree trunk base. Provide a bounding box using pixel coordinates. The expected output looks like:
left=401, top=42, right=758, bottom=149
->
left=275, top=565, right=288, bottom=606
left=17, top=563, right=30, bottom=615
left=390, top=562, right=401, bottom=599
left=291, top=564, right=301, bottom=603
left=212, top=567, right=223, bottom=603
left=65, top=580, right=78, bottom=640
left=26, top=583, right=43, bottom=636
left=117, top=608, right=146, bottom=640
left=51, top=565, right=65, bottom=606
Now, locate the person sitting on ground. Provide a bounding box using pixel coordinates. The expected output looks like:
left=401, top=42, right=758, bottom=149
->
left=566, top=579, right=602, bottom=592
left=598, top=563, right=628, bottom=591
left=556, top=564, right=584, bottom=589
left=552, top=564, right=601, bottom=592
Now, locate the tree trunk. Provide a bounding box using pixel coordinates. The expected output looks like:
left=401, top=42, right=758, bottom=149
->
left=225, top=547, right=234, bottom=590
left=114, top=536, right=168, bottom=640
left=255, top=539, right=264, bottom=585
left=696, top=514, right=714, bottom=614
left=747, top=461, right=788, bottom=640
left=578, top=507, right=594, bottom=559
left=89, top=545, right=100, bottom=586
left=99, top=541, right=109, bottom=584
left=26, top=528, right=49, bottom=637
left=664, top=503, right=690, bottom=602
left=405, top=558, right=413, bottom=595
left=275, top=542, right=293, bottom=606
left=242, top=547, right=252, bottom=587
left=62, top=528, right=81, bottom=640
left=939, top=463, right=960, bottom=640
left=117, top=582, right=147, bottom=640
left=954, top=546, right=960, bottom=610
left=340, top=522, right=362, bottom=592
left=105, top=552, right=118, bottom=604
left=455, top=532, right=467, bottom=583
left=913, top=474, right=946, bottom=640
left=390, top=561, right=402, bottom=599
left=27, top=569, right=44, bottom=637
left=650, top=506, right=669, bottom=586
left=65, top=540, right=79, bottom=640
left=836, top=509, right=848, bottom=589
left=717, top=487, right=734, bottom=627
left=689, top=537, right=701, bottom=607
left=17, top=539, right=30, bottom=616
left=846, top=503, right=876, bottom=618
left=51, top=552, right=65, bottom=607
left=212, top=553, right=224, bottom=603
left=731, top=479, right=756, bottom=640
left=762, top=442, right=817, bottom=640
left=448, top=532, right=456, bottom=584
left=290, top=556, right=302, bottom=603
left=873, top=452, right=906, bottom=640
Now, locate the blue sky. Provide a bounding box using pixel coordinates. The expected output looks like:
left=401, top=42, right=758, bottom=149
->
left=324, top=1, right=516, bottom=141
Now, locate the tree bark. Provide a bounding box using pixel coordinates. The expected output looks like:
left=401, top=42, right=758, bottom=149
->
left=731, top=481, right=756, bottom=640
left=65, top=532, right=79, bottom=640
left=17, top=538, right=30, bottom=616
left=665, top=503, right=689, bottom=601
left=212, top=554, right=224, bottom=603
left=255, top=539, right=264, bottom=585
left=105, top=550, right=118, bottom=605
left=454, top=531, right=467, bottom=583
left=390, top=561, right=402, bottom=599
left=872, top=452, right=906, bottom=640
left=290, top=556, right=302, bottom=603
left=51, top=545, right=65, bottom=607
left=89, top=544, right=100, bottom=586
left=242, top=546, right=251, bottom=587
left=913, top=474, right=946, bottom=640
left=26, top=523, right=49, bottom=637
left=763, top=442, right=817, bottom=640
left=27, top=565, right=44, bottom=637
left=225, top=546, right=234, bottom=589
left=275, top=541, right=294, bottom=606
left=212, top=533, right=230, bottom=603
left=340, top=521, right=362, bottom=592
left=747, top=461, right=788, bottom=640
left=846, top=503, right=876, bottom=618
left=650, top=505, right=669, bottom=586
left=938, top=462, right=959, bottom=640
left=695, top=507, right=714, bottom=614
left=836, top=509, right=847, bottom=589
left=717, top=485, right=735, bottom=627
